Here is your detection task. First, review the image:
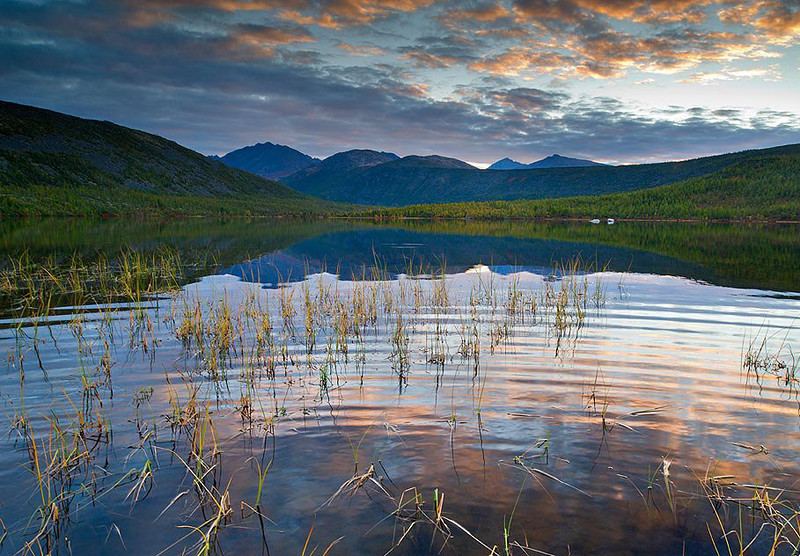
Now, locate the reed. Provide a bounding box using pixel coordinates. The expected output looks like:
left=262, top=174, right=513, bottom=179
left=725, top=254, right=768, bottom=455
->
left=2, top=249, right=630, bottom=554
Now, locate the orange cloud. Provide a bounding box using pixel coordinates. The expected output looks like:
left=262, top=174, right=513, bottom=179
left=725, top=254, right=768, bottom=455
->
left=718, top=2, right=766, bottom=24
left=123, top=0, right=433, bottom=29
left=121, top=0, right=305, bottom=26
left=444, top=2, right=511, bottom=22
left=752, top=1, right=800, bottom=40
left=275, top=9, right=341, bottom=28
left=208, top=23, right=316, bottom=59
left=468, top=48, right=573, bottom=76
left=305, top=0, right=435, bottom=26
left=573, top=0, right=714, bottom=23
left=465, top=21, right=782, bottom=80
left=336, top=42, right=387, bottom=56
left=718, top=2, right=800, bottom=42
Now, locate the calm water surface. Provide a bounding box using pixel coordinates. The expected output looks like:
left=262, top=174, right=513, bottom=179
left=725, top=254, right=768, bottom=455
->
left=0, top=218, right=798, bottom=555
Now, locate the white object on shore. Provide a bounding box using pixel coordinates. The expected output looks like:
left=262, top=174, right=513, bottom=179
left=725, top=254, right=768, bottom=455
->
left=590, top=218, right=600, bottom=224
left=607, top=218, right=615, bottom=224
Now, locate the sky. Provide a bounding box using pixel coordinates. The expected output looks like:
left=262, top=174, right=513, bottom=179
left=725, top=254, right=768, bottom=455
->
left=1, top=0, right=799, bottom=165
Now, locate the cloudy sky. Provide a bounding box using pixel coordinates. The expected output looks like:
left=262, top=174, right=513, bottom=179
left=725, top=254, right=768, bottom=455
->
left=1, top=0, right=799, bottom=165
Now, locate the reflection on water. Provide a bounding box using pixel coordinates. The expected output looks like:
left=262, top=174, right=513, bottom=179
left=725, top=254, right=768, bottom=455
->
left=224, top=223, right=799, bottom=292
left=2, top=217, right=799, bottom=290
left=0, top=218, right=799, bottom=555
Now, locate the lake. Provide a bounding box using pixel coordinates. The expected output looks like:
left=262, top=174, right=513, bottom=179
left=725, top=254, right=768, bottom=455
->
left=1, top=218, right=799, bottom=555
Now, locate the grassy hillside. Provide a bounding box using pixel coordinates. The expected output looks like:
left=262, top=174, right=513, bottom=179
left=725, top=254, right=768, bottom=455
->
left=359, top=155, right=800, bottom=221
left=0, top=101, right=345, bottom=216
left=286, top=143, right=800, bottom=206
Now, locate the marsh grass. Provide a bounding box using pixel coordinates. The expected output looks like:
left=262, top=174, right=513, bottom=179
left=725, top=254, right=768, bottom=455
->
left=742, top=326, right=798, bottom=402
left=5, top=249, right=788, bottom=555
left=141, top=255, right=616, bottom=551
left=697, top=462, right=800, bottom=554
left=0, top=247, right=189, bottom=321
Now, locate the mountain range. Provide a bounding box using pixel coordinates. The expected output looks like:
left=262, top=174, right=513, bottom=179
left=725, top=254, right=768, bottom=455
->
left=1, top=100, right=798, bottom=219
left=217, top=138, right=800, bottom=208
left=277, top=143, right=800, bottom=206
left=488, top=154, right=606, bottom=170
left=218, top=142, right=598, bottom=177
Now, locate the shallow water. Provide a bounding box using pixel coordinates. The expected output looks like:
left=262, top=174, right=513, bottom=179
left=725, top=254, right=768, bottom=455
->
left=0, top=218, right=799, bottom=555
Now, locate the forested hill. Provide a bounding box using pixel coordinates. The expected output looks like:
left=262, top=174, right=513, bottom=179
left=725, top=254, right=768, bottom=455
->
left=283, top=143, right=800, bottom=206
left=360, top=154, right=800, bottom=221
left=0, top=101, right=343, bottom=216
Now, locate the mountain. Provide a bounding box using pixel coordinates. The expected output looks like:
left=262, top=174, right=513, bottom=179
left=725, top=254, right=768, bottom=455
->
left=527, top=154, right=606, bottom=169
left=488, top=157, right=529, bottom=170
left=283, top=143, right=800, bottom=206
left=281, top=149, right=398, bottom=193
left=282, top=152, right=479, bottom=205
left=389, top=155, right=475, bottom=169
left=363, top=154, right=800, bottom=222
left=219, top=141, right=319, bottom=179
left=488, top=154, right=605, bottom=170
left=0, top=101, right=344, bottom=216
left=321, top=149, right=398, bottom=171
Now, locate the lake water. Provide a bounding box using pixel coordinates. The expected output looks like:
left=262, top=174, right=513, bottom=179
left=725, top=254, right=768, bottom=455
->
left=0, top=218, right=799, bottom=555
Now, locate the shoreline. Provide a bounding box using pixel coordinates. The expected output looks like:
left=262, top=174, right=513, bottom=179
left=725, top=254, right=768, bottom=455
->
left=3, top=213, right=799, bottom=225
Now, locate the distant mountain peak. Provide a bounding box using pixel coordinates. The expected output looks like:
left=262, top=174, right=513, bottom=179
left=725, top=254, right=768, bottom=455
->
left=528, top=154, right=606, bottom=169
left=488, top=157, right=529, bottom=170
left=282, top=148, right=398, bottom=184
left=489, top=153, right=606, bottom=170
left=391, top=155, right=475, bottom=170
left=219, top=141, right=319, bottom=179
left=321, top=149, right=399, bottom=170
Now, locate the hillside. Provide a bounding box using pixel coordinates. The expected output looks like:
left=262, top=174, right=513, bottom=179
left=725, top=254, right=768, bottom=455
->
left=359, top=154, right=800, bottom=221
left=0, top=101, right=344, bottom=216
left=285, top=143, right=800, bottom=206
left=389, top=155, right=475, bottom=169
left=219, top=141, right=319, bottom=179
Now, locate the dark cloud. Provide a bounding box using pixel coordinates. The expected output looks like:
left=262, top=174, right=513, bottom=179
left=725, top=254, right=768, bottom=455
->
left=398, top=35, right=483, bottom=67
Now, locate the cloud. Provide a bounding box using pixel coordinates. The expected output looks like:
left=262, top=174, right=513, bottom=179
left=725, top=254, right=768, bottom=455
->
left=432, top=1, right=794, bottom=82
left=490, top=87, right=569, bottom=113
left=0, top=0, right=798, bottom=165
left=468, top=48, right=574, bottom=76
left=275, top=0, right=436, bottom=27
left=678, top=64, right=782, bottom=83
left=717, top=2, right=800, bottom=42
left=336, top=42, right=387, bottom=55
left=464, top=22, right=782, bottom=80
left=220, top=23, right=315, bottom=58
left=573, top=0, right=714, bottom=23
left=442, top=2, right=511, bottom=22
left=751, top=1, right=800, bottom=40
left=398, top=35, right=483, bottom=67
left=401, top=50, right=457, bottom=67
